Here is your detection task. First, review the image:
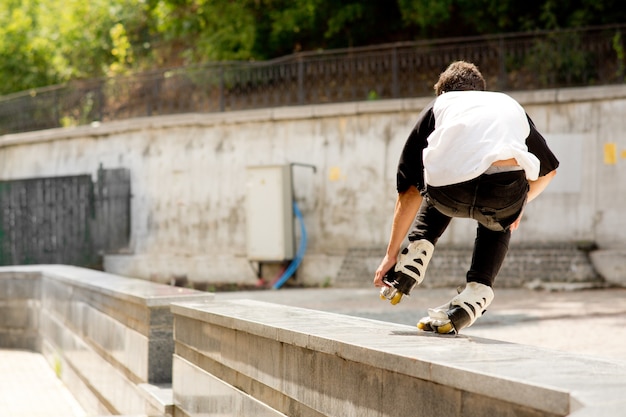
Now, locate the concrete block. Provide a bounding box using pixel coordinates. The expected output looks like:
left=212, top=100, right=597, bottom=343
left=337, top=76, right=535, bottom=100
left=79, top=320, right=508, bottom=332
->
left=511, top=89, right=558, bottom=105
left=41, top=286, right=151, bottom=380
left=590, top=249, right=626, bottom=286
left=311, top=102, right=359, bottom=118
left=172, top=299, right=626, bottom=417
left=0, top=303, right=38, bottom=329
left=271, top=106, right=315, bottom=120
left=400, top=96, right=436, bottom=111
left=381, top=370, right=461, bottom=417
left=174, top=315, right=229, bottom=364
left=557, top=85, right=626, bottom=102
left=355, top=99, right=404, bottom=114
left=0, top=330, right=40, bottom=350
left=0, top=273, right=40, bottom=299
left=40, top=314, right=149, bottom=415
left=0, top=265, right=217, bottom=415
left=461, top=391, right=560, bottom=417
left=137, top=383, right=174, bottom=417
left=173, top=355, right=287, bottom=417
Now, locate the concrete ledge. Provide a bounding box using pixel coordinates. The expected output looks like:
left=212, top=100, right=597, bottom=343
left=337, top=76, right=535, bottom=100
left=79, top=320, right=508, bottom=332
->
left=0, top=271, right=41, bottom=350
left=173, top=355, right=288, bottom=417
left=172, top=299, right=626, bottom=417
left=3, top=84, right=625, bottom=149
left=0, top=265, right=214, bottom=416
left=590, top=249, right=626, bottom=287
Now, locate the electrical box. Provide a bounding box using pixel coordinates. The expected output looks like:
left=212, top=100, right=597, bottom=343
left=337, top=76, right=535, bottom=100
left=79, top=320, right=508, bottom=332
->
left=245, top=165, right=294, bottom=261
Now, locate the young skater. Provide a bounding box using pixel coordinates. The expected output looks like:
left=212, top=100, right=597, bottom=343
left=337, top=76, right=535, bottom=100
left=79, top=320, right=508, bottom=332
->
left=374, top=61, right=559, bottom=334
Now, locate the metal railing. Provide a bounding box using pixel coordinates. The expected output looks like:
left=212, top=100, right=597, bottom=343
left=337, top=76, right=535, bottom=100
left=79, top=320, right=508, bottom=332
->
left=1, top=25, right=624, bottom=135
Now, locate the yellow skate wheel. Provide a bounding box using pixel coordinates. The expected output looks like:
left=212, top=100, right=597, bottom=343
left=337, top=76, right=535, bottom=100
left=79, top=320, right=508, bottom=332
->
left=417, top=321, right=428, bottom=331
left=379, top=293, right=386, bottom=301
left=390, top=292, right=403, bottom=305
left=435, top=322, right=454, bottom=334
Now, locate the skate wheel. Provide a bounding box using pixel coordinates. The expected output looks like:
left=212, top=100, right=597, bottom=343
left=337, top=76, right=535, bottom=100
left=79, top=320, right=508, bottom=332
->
left=417, top=320, right=433, bottom=332
left=390, top=292, right=403, bottom=305
left=435, top=322, right=455, bottom=334
left=379, top=293, right=387, bottom=301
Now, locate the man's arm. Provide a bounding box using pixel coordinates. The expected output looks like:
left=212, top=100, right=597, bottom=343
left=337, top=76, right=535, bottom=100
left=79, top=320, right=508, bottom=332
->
left=377, top=103, right=435, bottom=286
left=510, top=169, right=557, bottom=231
left=373, top=186, right=423, bottom=287
left=527, top=169, right=557, bottom=203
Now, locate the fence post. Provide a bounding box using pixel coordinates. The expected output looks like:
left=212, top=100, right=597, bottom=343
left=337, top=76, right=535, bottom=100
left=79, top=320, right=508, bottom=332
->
left=498, top=35, right=508, bottom=90
left=392, top=47, right=399, bottom=98
left=53, top=88, right=60, bottom=128
left=297, top=56, right=304, bottom=105
left=219, top=66, right=225, bottom=112
left=96, top=80, right=104, bottom=122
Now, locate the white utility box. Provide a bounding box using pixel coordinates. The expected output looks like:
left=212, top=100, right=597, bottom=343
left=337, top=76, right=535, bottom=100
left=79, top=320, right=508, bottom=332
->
left=245, top=165, right=295, bottom=261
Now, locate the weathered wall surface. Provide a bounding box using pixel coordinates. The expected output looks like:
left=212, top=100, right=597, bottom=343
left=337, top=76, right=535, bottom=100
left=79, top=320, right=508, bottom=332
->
left=0, top=85, right=625, bottom=286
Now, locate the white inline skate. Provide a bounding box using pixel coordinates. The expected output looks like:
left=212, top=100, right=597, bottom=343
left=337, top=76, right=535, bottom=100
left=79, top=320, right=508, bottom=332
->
left=380, top=239, right=434, bottom=305
left=417, top=282, right=494, bottom=334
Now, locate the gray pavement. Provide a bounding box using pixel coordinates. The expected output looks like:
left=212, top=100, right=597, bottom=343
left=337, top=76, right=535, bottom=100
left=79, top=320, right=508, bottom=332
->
left=0, top=350, right=86, bottom=417
left=218, top=285, right=626, bottom=362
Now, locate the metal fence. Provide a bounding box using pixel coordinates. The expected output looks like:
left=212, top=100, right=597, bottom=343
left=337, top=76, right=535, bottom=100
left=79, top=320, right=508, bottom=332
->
left=0, top=167, right=130, bottom=267
left=1, top=25, right=625, bottom=135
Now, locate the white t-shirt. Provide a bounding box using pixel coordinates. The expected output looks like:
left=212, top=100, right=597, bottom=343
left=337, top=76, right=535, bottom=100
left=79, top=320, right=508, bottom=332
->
left=423, top=91, right=541, bottom=186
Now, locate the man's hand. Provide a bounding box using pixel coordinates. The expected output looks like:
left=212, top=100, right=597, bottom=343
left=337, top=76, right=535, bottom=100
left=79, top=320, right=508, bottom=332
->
left=373, top=255, right=396, bottom=287
left=509, top=207, right=524, bottom=231
left=374, top=186, right=423, bottom=288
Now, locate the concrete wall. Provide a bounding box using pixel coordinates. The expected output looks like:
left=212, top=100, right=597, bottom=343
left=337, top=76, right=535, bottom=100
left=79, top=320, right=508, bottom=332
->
left=171, top=298, right=626, bottom=417
left=2, top=265, right=626, bottom=416
left=0, top=271, right=40, bottom=350
left=1, top=85, right=625, bottom=286
left=0, top=265, right=213, bottom=416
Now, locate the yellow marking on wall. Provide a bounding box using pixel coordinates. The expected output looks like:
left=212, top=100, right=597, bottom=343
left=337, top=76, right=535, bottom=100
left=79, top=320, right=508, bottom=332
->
left=328, top=166, right=343, bottom=181
left=604, top=143, right=617, bottom=165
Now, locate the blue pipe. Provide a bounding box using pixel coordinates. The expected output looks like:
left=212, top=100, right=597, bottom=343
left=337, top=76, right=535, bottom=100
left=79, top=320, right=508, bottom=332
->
left=272, top=201, right=307, bottom=289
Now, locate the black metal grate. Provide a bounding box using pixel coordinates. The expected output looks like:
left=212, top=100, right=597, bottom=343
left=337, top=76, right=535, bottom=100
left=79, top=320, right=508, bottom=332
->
left=0, top=168, right=130, bottom=267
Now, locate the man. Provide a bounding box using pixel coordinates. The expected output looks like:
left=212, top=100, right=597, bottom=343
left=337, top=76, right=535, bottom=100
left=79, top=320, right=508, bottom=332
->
left=374, top=61, right=559, bottom=334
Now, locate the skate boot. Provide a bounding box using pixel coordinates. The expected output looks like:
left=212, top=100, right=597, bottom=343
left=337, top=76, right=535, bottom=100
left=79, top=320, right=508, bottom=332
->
left=417, top=282, right=494, bottom=334
left=379, top=239, right=434, bottom=305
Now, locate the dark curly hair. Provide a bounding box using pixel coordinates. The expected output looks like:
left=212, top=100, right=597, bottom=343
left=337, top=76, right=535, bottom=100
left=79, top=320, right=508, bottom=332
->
left=433, top=61, right=486, bottom=96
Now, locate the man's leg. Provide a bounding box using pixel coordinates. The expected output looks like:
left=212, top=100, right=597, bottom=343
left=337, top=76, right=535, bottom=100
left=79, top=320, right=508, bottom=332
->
left=421, top=223, right=511, bottom=334
left=418, top=173, right=525, bottom=333
left=382, top=199, right=452, bottom=304
left=467, top=224, right=511, bottom=287
left=398, top=198, right=452, bottom=284
left=408, top=198, right=452, bottom=245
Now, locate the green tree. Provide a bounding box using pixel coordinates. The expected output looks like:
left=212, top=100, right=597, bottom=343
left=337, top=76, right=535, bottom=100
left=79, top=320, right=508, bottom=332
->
left=2, top=0, right=626, bottom=95
left=144, top=0, right=409, bottom=62
left=39, top=0, right=150, bottom=77
left=0, top=0, right=148, bottom=95
left=0, top=0, right=57, bottom=94
left=146, top=0, right=257, bottom=64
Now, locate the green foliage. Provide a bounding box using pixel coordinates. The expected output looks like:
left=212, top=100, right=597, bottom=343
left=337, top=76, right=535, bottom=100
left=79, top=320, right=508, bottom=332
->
left=149, top=0, right=407, bottom=61
left=0, top=0, right=148, bottom=94
left=397, top=0, right=454, bottom=31
left=1, top=0, right=626, bottom=95
left=147, top=0, right=257, bottom=63
left=262, top=0, right=321, bottom=54
left=0, top=0, right=58, bottom=94
left=524, top=31, right=592, bottom=87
